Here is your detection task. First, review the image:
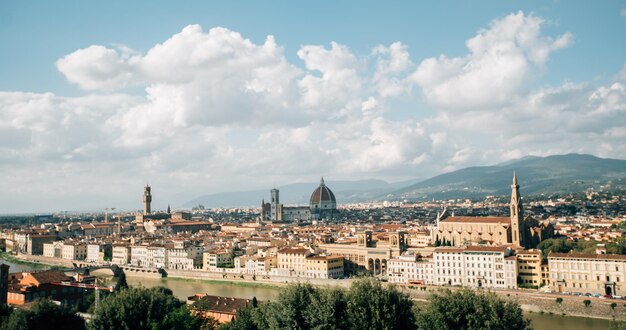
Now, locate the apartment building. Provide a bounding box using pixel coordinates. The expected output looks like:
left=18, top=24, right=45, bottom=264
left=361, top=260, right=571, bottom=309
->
left=433, top=246, right=517, bottom=289
left=517, top=249, right=542, bottom=287
left=112, top=244, right=131, bottom=266
left=387, top=253, right=434, bottom=284
left=304, top=254, right=344, bottom=279
left=548, top=252, right=626, bottom=295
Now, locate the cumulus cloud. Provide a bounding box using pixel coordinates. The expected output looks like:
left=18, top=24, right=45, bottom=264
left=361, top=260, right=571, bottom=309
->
left=2, top=12, right=626, bottom=212
left=411, top=11, right=573, bottom=109
left=56, top=45, right=138, bottom=90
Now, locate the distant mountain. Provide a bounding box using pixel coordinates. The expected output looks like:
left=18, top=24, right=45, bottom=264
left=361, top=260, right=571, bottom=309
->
left=181, top=178, right=424, bottom=208
left=385, top=154, right=626, bottom=201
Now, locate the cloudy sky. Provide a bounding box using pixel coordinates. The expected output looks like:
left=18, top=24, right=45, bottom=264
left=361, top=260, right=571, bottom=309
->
left=1, top=1, right=625, bottom=213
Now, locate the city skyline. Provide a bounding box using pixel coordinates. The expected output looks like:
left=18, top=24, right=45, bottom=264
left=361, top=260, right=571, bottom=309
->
left=1, top=1, right=626, bottom=213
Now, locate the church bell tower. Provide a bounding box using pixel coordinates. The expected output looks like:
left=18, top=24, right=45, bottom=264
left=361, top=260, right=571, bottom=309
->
left=510, top=172, right=523, bottom=247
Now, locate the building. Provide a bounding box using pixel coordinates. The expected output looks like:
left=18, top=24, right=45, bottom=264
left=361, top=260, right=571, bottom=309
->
left=130, top=245, right=149, bottom=267
left=203, top=249, right=233, bottom=270
left=318, top=231, right=407, bottom=275
left=387, top=253, right=434, bottom=285
left=273, top=247, right=313, bottom=277
left=433, top=173, right=553, bottom=248
left=143, top=185, right=152, bottom=215
left=43, top=241, right=63, bottom=258
left=147, top=244, right=168, bottom=269
left=7, top=270, right=82, bottom=305
left=261, top=177, right=338, bottom=223
left=517, top=249, right=542, bottom=287
left=188, top=294, right=252, bottom=324
left=26, top=234, right=57, bottom=255
left=548, top=252, right=626, bottom=295
left=86, top=243, right=110, bottom=264
left=61, top=242, right=87, bottom=261
left=166, top=242, right=203, bottom=270
left=433, top=246, right=517, bottom=289
left=304, top=254, right=344, bottom=279
left=112, top=244, right=131, bottom=266
left=309, top=177, right=337, bottom=220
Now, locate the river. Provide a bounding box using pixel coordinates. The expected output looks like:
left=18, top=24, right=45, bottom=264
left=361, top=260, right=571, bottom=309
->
left=0, top=259, right=614, bottom=329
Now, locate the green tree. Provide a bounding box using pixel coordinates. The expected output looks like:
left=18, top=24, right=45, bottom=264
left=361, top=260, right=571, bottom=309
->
left=262, top=283, right=317, bottom=329
left=89, top=286, right=189, bottom=330
left=2, top=299, right=86, bottom=330
left=583, top=299, right=592, bottom=308
left=115, top=269, right=128, bottom=290
left=345, top=279, right=415, bottom=330
left=160, top=306, right=207, bottom=330
left=304, top=287, right=347, bottom=330
left=414, top=289, right=530, bottom=330
left=555, top=297, right=563, bottom=305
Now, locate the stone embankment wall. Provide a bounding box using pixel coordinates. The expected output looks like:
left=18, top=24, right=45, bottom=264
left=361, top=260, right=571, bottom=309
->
left=403, top=286, right=626, bottom=322
left=165, top=268, right=355, bottom=288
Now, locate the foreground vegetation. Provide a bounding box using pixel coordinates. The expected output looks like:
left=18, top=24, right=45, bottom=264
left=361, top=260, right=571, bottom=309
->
left=8, top=278, right=626, bottom=329
left=222, top=280, right=530, bottom=330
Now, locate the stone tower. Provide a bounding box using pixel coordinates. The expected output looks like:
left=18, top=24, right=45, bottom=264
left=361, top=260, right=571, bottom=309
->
left=270, top=188, right=280, bottom=221
left=510, top=172, right=523, bottom=247
left=143, top=185, right=152, bottom=215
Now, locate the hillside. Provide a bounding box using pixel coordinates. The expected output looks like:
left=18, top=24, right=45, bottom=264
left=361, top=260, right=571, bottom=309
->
left=385, top=154, right=626, bottom=200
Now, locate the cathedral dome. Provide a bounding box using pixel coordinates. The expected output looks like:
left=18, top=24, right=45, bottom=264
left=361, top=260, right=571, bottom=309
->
left=310, top=177, right=336, bottom=206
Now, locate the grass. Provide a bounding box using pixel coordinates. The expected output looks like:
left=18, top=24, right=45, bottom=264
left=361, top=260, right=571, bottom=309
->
left=0, top=251, right=55, bottom=269
left=164, top=276, right=285, bottom=289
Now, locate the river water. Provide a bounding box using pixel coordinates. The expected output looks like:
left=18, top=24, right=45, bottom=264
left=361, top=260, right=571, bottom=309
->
left=0, top=259, right=613, bottom=329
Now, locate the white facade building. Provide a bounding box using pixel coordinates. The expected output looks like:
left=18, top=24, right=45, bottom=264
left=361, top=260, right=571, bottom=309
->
left=387, top=253, right=434, bottom=284
left=433, top=246, right=517, bottom=289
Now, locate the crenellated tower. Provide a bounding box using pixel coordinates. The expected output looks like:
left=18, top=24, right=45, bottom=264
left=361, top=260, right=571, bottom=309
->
left=143, top=185, right=152, bottom=215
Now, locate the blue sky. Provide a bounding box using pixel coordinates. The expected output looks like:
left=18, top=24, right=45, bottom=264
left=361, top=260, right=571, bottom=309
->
left=0, top=1, right=625, bottom=213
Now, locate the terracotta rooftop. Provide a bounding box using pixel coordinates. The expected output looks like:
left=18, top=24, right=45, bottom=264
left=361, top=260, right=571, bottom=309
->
left=190, top=295, right=251, bottom=314
left=23, top=270, right=72, bottom=286
left=548, top=252, right=626, bottom=261
left=442, top=216, right=511, bottom=224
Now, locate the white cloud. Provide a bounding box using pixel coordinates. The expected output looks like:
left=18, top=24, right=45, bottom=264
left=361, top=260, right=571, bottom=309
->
left=621, top=8, right=626, bottom=17
left=411, top=11, right=573, bottom=109
left=2, top=12, right=626, bottom=212
left=56, top=45, right=138, bottom=90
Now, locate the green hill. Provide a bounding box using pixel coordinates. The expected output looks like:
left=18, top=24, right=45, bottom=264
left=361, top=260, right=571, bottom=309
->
left=386, top=154, right=626, bottom=200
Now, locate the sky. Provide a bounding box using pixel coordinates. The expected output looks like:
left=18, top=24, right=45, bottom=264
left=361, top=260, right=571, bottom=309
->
left=1, top=1, right=625, bottom=213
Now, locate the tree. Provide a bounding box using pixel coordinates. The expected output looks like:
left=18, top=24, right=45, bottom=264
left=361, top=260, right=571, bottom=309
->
left=346, top=279, right=415, bottom=330
left=555, top=297, right=563, bottom=305
left=115, top=269, right=128, bottom=290
left=414, top=289, right=530, bottom=330
left=262, top=283, right=317, bottom=329
left=2, top=299, right=86, bottom=330
left=89, top=287, right=189, bottom=330
left=103, top=245, right=112, bottom=261
left=583, top=299, right=592, bottom=308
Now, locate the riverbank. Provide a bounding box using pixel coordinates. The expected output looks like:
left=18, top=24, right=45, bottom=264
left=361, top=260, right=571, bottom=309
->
left=0, top=252, right=61, bottom=270
left=402, top=286, right=626, bottom=322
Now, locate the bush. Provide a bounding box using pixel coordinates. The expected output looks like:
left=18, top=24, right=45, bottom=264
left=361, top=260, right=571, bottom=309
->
left=583, top=299, right=592, bottom=308
left=556, top=297, right=563, bottom=304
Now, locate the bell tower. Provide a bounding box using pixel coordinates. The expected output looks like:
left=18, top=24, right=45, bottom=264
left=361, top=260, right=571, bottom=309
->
left=510, top=172, right=523, bottom=247
left=143, top=185, right=152, bottom=215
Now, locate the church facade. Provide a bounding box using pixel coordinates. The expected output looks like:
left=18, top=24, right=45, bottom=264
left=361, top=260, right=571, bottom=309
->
left=433, top=173, right=554, bottom=249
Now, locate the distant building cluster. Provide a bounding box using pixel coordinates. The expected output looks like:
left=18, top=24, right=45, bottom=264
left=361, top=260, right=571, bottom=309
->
left=1, top=172, right=626, bottom=308
left=260, top=177, right=337, bottom=222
